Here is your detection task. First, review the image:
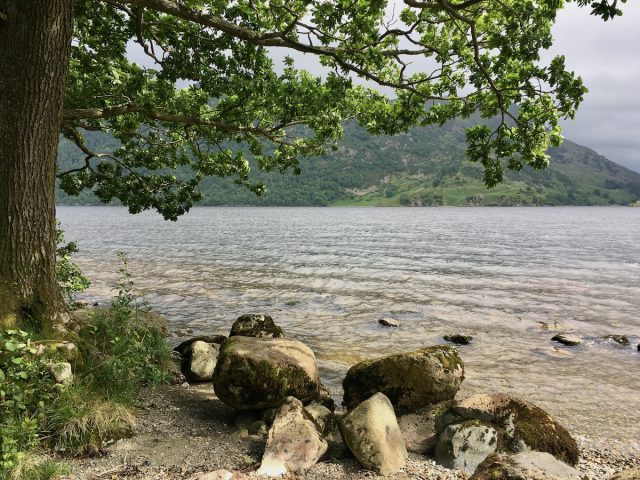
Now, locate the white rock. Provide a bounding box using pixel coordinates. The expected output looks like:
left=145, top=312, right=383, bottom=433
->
left=435, top=422, right=498, bottom=474
left=471, top=452, right=583, bottom=479
left=339, top=392, right=408, bottom=475
left=48, top=362, right=73, bottom=384
left=182, top=340, right=219, bottom=382
left=257, top=397, right=327, bottom=476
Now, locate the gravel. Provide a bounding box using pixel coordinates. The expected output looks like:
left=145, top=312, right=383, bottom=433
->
left=60, top=384, right=639, bottom=480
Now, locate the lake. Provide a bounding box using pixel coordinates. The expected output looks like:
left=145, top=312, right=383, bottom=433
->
left=57, top=206, right=640, bottom=448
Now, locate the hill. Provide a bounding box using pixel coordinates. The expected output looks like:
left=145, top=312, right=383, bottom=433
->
left=56, top=121, right=640, bottom=207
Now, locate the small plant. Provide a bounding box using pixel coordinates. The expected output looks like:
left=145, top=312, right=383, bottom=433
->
left=0, top=330, right=56, bottom=474
left=56, top=221, right=90, bottom=309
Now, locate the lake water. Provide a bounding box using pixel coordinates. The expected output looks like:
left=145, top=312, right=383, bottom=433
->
left=57, top=206, right=640, bottom=447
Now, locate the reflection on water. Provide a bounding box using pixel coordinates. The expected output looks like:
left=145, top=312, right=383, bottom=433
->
left=57, top=206, right=640, bottom=446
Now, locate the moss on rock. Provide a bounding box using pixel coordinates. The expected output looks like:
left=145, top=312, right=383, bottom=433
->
left=342, top=345, right=464, bottom=414
left=213, top=336, right=319, bottom=410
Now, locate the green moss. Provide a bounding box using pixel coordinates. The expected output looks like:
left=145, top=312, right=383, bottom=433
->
left=509, top=401, right=579, bottom=466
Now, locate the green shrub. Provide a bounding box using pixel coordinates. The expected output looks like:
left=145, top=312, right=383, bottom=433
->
left=0, top=330, right=56, bottom=472
left=55, top=221, right=90, bottom=309
left=76, top=252, right=170, bottom=399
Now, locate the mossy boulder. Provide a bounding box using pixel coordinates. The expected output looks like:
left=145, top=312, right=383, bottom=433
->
left=229, top=314, right=284, bottom=338
left=213, top=336, right=319, bottom=410
left=342, top=345, right=464, bottom=413
left=470, top=452, right=582, bottom=480
left=437, top=393, right=579, bottom=466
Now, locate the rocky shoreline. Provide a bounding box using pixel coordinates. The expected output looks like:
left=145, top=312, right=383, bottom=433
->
left=62, top=314, right=639, bottom=480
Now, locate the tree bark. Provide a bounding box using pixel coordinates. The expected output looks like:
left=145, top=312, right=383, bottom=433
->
left=0, top=0, right=74, bottom=333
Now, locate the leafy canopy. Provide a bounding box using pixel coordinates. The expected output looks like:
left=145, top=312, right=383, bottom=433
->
left=58, top=0, right=625, bottom=219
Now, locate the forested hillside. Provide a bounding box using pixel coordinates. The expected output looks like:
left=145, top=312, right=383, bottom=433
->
left=57, top=121, right=640, bottom=207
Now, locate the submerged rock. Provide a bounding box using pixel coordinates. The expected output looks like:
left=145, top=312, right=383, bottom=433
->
left=435, top=421, right=498, bottom=474
left=604, top=334, right=630, bottom=346
left=551, top=334, right=583, bottom=346
left=444, top=334, right=473, bottom=345
left=470, top=452, right=582, bottom=480
left=181, top=341, right=219, bottom=382
left=229, top=314, right=284, bottom=338
left=342, top=345, right=464, bottom=413
left=437, top=393, right=579, bottom=466
left=213, top=336, right=319, bottom=410
left=378, top=318, right=400, bottom=327
left=339, top=392, right=408, bottom=475
left=257, top=397, right=327, bottom=476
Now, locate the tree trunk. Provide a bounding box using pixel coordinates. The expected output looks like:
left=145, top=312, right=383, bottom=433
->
left=0, top=0, right=74, bottom=334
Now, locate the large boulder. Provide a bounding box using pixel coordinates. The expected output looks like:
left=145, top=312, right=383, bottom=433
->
left=339, top=392, right=408, bottom=475
left=342, top=345, right=464, bottom=413
left=181, top=341, right=219, bottom=382
left=257, top=397, right=327, bottom=476
left=437, top=393, right=579, bottom=466
left=229, top=314, right=284, bottom=338
left=213, top=336, right=319, bottom=410
left=434, top=421, right=498, bottom=474
left=470, top=452, right=582, bottom=480
left=48, top=362, right=73, bottom=385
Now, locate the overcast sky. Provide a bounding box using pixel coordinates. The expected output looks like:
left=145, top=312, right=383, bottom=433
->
left=129, top=2, right=640, bottom=172
left=550, top=3, right=640, bottom=172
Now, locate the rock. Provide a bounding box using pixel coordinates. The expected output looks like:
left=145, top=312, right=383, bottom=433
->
left=434, top=421, right=498, bottom=474
left=444, top=334, right=473, bottom=345
left=438, top=393, right=579, bottom=466
left=378, top=318, right=400, bottom=327
left=318, top=383, right=336, bottom=411
left=34, top=340, right=78, bottom=361
left=213, top=336, right=319, bottom=410
left=257, top=397, right=327, bottom=476
left=181, top=341, right=219, bottom=382
left=229, top=314, right=284, bottom=338
left=190, top=470, right=248, bottom=480
left=604, top=334, right=630, bottom=346
left=339, top=392, right=408, bottom=475
left=470, top=452, right=583, bottom=480
left=397, top=401, right=455, bottom=454
left=48, top=362, right=73, bottom=384
left=174, top=335, right=227, bottom=355
left=608, top=467, right=640, bottom=479
left=304, top=402, right=333, bottom=434
left=551, top=334, right=583, bottom=346
left=342, top=345, right=464, bottom=413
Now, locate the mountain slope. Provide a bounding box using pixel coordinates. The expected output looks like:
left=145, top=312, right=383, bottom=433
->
left=56, top=121, right=640, bottom=207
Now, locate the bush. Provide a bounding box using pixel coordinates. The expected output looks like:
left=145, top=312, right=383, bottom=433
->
left=56, top=222, right=90, bottom=309
left=1, top=252, right=171, bottom=474
left=76, top=252, right=170, bottom=399
left=0, top=330, right=56, bottom=472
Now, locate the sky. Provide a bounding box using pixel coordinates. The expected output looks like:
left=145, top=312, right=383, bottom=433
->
left=129, top=2, right=640, bottom=172
left=549, top=3, right=640, bottom=173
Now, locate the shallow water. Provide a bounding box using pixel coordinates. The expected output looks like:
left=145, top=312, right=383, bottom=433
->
left=57, top=206, right=640, bottom=446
